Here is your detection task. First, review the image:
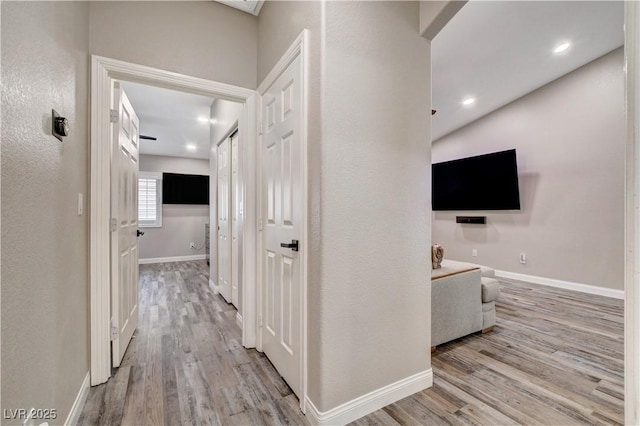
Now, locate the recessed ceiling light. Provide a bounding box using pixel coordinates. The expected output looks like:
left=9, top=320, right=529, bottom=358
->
left=186, top=144, right=197, bottom=152
left=553, top=42, right=571, bottom=54
left=462, top=98, right=476, bottom=106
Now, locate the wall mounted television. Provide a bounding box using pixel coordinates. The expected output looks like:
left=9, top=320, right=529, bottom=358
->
left=162, top=172, right=209, bottom=205
left=432, top=149, right=521, bottom=211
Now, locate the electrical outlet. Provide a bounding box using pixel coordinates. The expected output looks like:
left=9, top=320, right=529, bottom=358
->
left=472, top=249, right=478, bottom=257
left=190, top=242, right=196, bottom=249
left=520, top=252, right=527, bottom=264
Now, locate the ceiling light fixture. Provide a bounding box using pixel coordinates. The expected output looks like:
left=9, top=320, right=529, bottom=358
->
left=197, top=116, right=210, bottom=123
left=462, top=97, right=476, bottom=106
left=553, top=42, right=571, bottom=54
left=186, top=144, right=197, bottom=152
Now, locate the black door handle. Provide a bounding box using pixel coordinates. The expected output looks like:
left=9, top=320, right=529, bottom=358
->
left=137, top=230, right=145, bottom=237
left=280, top=239, right=299, bottom=252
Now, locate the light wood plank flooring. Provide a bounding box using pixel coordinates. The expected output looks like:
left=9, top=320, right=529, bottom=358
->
left=354, top=278, right=624, bottom=426
left=79, top=262, right=624, bottom=425
left=78, top=261, right=307, bottom=426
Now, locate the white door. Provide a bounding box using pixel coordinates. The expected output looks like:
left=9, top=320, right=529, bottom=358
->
left=111, top=82, right=140, bottom=367
left=217, top=137, right=232, bottom=302
left=261, top=53, right=303, bottom=397
left=231, top=130, right=240, bottom=308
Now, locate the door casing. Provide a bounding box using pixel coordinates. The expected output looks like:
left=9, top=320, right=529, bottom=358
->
left=90, top=55, right=258, bottom=386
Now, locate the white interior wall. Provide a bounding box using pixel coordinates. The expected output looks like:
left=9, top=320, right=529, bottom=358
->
left=1, top=2, right=90, bottom=423
left=432, top=48, right=625, bottom=291
left=316, top=1, right=432, bottom=411
left=138, top=154, right=210, bottom=261
left=89, top=1, right=258, bottom=89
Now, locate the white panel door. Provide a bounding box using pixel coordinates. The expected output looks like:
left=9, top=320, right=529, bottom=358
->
left=261, top=53, right=302, bottom=397
left=217, top=138, right=232, bottom=302
left=111, top=83, right=140, bottom=367
left=231, top=131, right=240, bottom=308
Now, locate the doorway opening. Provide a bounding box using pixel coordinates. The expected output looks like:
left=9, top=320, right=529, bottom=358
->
left=90, top=55, right=258, bottom=387
left=428, top=1, right=638, bottom=424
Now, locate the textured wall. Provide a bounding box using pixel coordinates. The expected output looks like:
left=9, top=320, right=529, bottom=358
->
left=89, top=1, right=258, bottom=89
left=1, top=2, right=90, bottom=423
left=432, top=48, right=625, bottom=290
left=316, top=1, right=431, bottom=411
left=138, top=155, right=210, bottom=260
left=258, top=1, right=432, bottom=413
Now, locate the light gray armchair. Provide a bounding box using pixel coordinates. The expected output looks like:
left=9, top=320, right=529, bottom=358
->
left=431, top=264, right=500, bottom=350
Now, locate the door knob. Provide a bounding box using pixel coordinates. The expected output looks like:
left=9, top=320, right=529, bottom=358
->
left=137, top=230, right=145, bottom=237
left=280, top=239, right=299, bottom=252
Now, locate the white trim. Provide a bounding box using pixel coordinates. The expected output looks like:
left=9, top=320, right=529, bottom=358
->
left=495, top=270, right=624, bottom=300
left=236, top=311, right=243, bottom=329
left=90, top=55, right=257, bottom=386
left=138, top=254, right=207, bottom=265
left=209, top=278, right=219, bottom=295
left=624, top=2, right=640, bottom=424
left=64, top=372, right=90, bottom=426
left=242, top=93, right=258, bottom=348
left=305, top=369, right=433, bottom=426
left=215, top=0, right=264, bottom=16
left=256, top=30, right=309, bottom=412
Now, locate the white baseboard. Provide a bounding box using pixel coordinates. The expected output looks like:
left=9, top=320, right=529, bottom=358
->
left=65, top=371, right=90, bottom=426
left=236, top=312, right=243, bottom=329
left=209, top=278, right=219, bottom=295
left=305, top=369, right=433, bottom=426
left=495, top=270, right=624, bottom=299
left=139, top=254, right=206, bottom=265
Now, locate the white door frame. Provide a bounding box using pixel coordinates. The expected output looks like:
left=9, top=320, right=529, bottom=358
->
left=624, top=2, right=640, bottom=424
left=89, top=55, right=258, bottom=385
left=256, top=30, right=309, bottom=412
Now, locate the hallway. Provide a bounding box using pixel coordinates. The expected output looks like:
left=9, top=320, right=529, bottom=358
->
left=77, top=261, right=306, bottom=425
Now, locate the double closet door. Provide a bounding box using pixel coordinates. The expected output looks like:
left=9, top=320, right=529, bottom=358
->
left=217, top=130, right=240, bottom=309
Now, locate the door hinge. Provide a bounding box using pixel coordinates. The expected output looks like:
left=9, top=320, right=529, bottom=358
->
left=258, top=120, right=263, bottom=136
left=110, top=218, right=117, bottom=232
left=110, top=320, right=119, bottom=341
left=258, top=314, right=263, bottom=327
left=110, top=109, right=118, bottom=123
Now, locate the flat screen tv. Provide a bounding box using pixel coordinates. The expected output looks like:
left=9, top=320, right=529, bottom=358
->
left=432, top=149, right=520, bottom=211
left=162, top=172, right=209, bottom=205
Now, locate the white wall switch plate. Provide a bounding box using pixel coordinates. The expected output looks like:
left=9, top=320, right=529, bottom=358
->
left=472, top=249, right=478, bottom=257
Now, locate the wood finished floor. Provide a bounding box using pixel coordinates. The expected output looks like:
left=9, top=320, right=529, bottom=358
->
left=78, top=261, right=624, bottom=425
left=354, top=278, right=624, bottom=426
left=78, top=261, right=307, bottom=426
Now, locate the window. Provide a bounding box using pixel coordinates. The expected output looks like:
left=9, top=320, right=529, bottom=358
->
left=138, top=172, right=162, bottom=227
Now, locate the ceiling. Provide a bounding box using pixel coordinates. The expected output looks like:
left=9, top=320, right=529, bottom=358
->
left=432, top=1, right=624, bottom=141
left=119, top=81, right=216, bottom=160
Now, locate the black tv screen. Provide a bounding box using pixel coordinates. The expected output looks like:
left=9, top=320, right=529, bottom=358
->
left=162, top=173, right=209, bottom=205
left=432, top=149, right=520, bottom=211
